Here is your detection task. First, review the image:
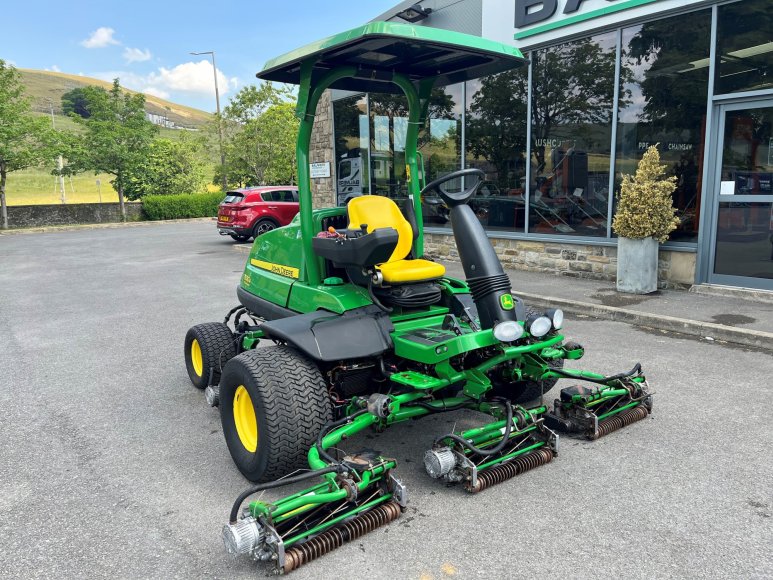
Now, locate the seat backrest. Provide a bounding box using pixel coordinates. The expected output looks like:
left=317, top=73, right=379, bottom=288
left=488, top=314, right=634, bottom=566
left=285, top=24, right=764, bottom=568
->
left=347, top=195, right=413, bottom=263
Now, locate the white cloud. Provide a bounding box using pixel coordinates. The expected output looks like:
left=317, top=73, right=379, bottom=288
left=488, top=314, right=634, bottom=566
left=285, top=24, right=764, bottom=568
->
left=89, top=60, right=238, bottom=105
left=45, top=65, right=61, bottom=72
left=147, top=60, right=236, bottom=96
left=81, top=27, right=120, bottom=49
left=143, top=86, right=170, bottom=100
left=123, top=47, right=152, bottom=64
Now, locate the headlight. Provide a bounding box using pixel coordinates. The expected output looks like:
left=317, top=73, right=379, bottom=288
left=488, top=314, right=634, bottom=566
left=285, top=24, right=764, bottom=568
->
left=527, top=315, right=552, bottom=338
left=493, top=320, right=524, bottom=342
left=546, top=308, right=564, bottom=330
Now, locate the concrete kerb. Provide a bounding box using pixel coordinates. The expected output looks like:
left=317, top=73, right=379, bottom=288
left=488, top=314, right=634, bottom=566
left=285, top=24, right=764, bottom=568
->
left=517, top=292, right=773, bottom=351
left=0, top=217, right=215, bottom=236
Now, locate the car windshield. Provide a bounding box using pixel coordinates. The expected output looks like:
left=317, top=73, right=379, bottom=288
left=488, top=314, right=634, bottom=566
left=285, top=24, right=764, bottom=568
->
left=223, top=192, right=244, bottom=204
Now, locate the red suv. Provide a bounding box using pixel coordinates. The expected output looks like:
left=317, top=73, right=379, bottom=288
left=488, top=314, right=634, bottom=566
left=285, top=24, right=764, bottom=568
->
left=217, top=186, right=299, bottom=242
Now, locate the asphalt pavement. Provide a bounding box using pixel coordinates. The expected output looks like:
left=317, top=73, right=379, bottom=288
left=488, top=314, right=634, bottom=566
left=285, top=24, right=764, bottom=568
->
left=1, top=221, right=771, bottom=579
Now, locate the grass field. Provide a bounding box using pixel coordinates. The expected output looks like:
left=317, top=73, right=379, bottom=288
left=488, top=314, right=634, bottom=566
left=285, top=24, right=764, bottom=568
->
left=4, top=111, right=221, bottom=206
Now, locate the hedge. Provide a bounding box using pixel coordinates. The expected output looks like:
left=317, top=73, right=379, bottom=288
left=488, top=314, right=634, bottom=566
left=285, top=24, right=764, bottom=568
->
left=142, top=192, right=224, bottom=220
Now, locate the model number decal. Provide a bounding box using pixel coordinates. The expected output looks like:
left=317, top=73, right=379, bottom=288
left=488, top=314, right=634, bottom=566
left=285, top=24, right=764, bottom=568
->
left=250, top=259, right=300, bottom=279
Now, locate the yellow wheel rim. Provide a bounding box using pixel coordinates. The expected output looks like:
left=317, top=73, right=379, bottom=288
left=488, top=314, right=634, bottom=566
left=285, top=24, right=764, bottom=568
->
left=191, top=339, right=203, bottom=377
left=234, top=385, right=258, bottom=452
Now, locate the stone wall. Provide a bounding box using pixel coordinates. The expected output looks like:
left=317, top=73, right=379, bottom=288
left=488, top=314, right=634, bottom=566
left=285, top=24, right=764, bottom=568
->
left=424, top=232, right=696, bottom=289
left=309, top=91, right=336, bottom=208
left=5, top=203, right=143, bottom=229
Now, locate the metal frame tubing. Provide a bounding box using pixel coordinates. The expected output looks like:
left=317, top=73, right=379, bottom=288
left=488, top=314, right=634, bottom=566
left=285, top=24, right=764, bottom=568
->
left=296, top=64, right=357, bottom=286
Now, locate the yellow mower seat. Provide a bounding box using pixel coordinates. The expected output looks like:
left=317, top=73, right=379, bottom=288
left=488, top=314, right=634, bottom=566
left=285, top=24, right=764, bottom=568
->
left=347, top=195, right=445, bottom=284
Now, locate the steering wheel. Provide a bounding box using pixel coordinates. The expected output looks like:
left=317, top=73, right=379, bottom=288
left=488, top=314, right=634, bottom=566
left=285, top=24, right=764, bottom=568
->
left=420, top=168, right=485, bottom=207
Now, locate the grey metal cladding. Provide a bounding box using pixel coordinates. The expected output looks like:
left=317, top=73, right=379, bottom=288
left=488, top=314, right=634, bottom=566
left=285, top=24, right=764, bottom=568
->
left=373, top=0, right=484, bottom=37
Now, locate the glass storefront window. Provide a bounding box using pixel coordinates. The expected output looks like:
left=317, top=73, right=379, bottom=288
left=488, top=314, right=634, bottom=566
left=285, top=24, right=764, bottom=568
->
left=714, top=202, right=773, bottom=279
left=615, top=10, right=711, bottom=243
left=466, top=67, right=529, bottom=233
left=716, top=0, right=773, bottom=95
left=720, top=106, right=773, bottom=196
left=530, top=32, right=617, bottom=237
left=333, top=94, right=369, bottom=205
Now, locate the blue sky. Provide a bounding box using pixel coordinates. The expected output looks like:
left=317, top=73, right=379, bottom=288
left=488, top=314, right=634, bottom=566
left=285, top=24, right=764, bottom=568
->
left=3, top=0, right=398, bottom=111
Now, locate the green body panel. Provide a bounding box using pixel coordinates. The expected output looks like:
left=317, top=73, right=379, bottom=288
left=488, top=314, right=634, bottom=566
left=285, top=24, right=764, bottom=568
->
left=287, top=282, right=372, bottom=314
left=240, top=207, right=376, bottom=314
left=391, top=316, right=499, bottom=364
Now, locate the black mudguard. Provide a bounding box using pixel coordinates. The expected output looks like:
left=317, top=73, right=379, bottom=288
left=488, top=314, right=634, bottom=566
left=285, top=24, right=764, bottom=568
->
left=259, top=305, right=394, bottom=362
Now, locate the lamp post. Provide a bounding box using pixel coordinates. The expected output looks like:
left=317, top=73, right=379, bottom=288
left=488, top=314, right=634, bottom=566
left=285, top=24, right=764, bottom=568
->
left=46, top=99, right=66, bottom=204
left=190, top=50, right=227, bottom=192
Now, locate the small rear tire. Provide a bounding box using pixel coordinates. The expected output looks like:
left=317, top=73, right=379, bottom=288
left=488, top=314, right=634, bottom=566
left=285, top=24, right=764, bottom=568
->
left=229, top=233, right=251, bottom=242
left=184, top=322, right=237, bottom=389
left=219, top=346, right=332, bottom=482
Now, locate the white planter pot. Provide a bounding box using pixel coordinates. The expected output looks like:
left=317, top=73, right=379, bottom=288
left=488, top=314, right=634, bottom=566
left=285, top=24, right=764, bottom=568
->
left=616, top=236, right=659, bottom=294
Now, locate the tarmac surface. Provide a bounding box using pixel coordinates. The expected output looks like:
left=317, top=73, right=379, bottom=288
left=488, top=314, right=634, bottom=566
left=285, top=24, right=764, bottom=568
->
left=1, top=221, right=771, bottom=579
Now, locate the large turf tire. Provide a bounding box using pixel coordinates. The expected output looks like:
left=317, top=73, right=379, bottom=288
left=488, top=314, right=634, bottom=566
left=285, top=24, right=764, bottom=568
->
left=219, top=346, right=332, bottom=482
left=184, top=322, right=237, bottom=389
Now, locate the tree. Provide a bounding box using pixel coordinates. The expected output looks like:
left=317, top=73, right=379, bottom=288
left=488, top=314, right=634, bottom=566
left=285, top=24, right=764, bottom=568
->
left=121, top=135, right=209, bottom=200
left=466, top=68, right=529, bottom=189
left=612, top=145, right=679, bottom=242
left=0, top=60, right=55, bottom=229
left=61, top=87, right=93, bottom=118
left=220, top=83, right=298, bottom=186
left=530, top=37, right=623, bottom=168
left=625, top=12, right=712, bottom=135
left=67, top=79, right=159, bottom=218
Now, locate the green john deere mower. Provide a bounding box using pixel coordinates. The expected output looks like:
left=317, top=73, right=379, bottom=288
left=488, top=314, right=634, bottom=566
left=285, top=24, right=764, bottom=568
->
left=184, top=22, right=653, bottom=574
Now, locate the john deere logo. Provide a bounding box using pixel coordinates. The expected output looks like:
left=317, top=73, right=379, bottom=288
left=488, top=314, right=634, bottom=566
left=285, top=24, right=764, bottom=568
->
left=500, top=294, right=514, bottom=310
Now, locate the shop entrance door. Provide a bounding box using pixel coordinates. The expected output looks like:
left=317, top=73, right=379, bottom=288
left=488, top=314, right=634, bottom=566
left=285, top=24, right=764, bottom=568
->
left=707, top=99, right=773, bottom=290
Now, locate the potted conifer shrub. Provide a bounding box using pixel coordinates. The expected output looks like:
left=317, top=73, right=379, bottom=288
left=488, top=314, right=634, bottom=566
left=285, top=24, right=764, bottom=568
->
left=612, top=145, right=679, bottom=294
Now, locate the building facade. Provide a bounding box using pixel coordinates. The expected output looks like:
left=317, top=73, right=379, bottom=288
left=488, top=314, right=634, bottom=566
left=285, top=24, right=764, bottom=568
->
left=308, top=0, right=772, bottom=290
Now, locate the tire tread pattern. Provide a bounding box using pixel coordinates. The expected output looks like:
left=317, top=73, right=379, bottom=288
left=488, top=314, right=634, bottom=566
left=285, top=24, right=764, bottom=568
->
left=187, top=322, right=237, bottom=388
left=226, top=346, right=332, bottom=482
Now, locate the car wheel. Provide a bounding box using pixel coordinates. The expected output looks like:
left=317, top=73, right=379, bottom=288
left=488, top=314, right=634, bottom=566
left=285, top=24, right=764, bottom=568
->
left=229, top=233, right=251, bottom=242
left=253, top=219, right=277, bottom=237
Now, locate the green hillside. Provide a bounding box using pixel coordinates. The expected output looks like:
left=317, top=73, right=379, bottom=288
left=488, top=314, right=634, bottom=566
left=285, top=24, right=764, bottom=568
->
left=18, top=69, right=213, bottom=129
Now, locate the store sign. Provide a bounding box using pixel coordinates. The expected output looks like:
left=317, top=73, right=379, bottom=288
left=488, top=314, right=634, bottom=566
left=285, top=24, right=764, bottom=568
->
left=515, top=0, right=622, bottom=28
left=482, top=0, right=707, bottom=47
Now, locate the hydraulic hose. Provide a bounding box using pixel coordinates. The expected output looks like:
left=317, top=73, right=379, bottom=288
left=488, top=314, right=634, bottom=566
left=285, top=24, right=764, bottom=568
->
left=315, top=409, right=369, bottom=466
left=551, top=363, right=642, bottom=386
left=230, top=466, right=341, bottom=523
left=433, top=400, right=515, bottom=457
left=410, top=401, right=471, bottom=413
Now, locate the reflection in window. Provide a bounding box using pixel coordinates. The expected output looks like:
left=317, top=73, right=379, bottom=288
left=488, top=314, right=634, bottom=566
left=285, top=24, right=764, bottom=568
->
left=368, top=85, right=462, bottom=227
left=714, top=202, right=773, bottom=280
left=716, top=0, right=773, bottom=95
left=530, top=32, right=617, bottom=237
left=333, top=95, right=369, bottom=205
left=466, top=67, right=529, bottom=232
left=616, top=10, right=711, bottom=242
left=721, top=106, right=773, bottom=195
